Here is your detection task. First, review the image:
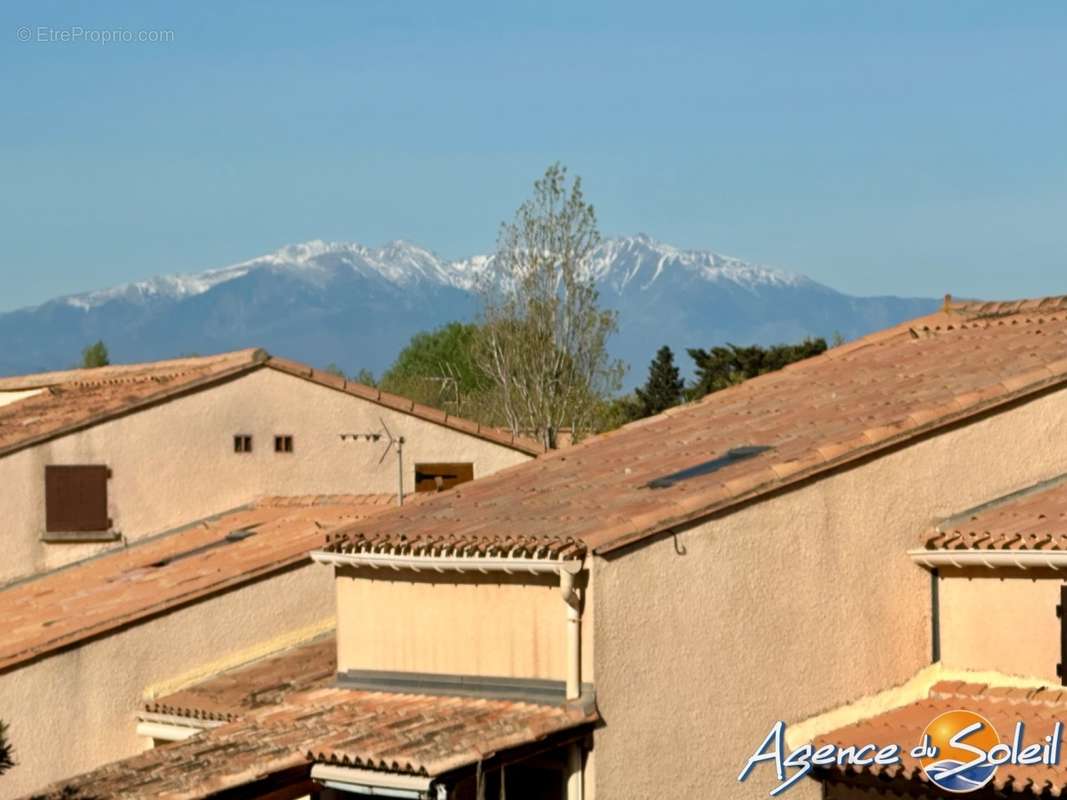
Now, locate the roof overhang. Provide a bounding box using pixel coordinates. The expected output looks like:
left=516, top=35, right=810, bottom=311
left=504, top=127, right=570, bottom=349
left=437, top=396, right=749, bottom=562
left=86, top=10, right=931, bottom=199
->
left=310, top=764, right=435, bottom=798
left=311, top=549, right=583, bottom=575
left=909, top=548, right=1067, bottom=570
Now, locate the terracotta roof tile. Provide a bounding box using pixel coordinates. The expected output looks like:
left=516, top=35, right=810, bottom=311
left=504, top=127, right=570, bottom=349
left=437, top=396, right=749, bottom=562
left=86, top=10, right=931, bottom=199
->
left=0, top=496, right=398, bottom=673
left=26, top=688, right=596, bottom=799
left=0, top=349, right=265, bottom=455
left=317, top=299, right=1067, bottom=555
left=815, top=681, right=1067, bottom=793
left=924, top=477, right=1067, bottom=552
left=145, top=636, right=337, bottom=723
left=0, top=350, right=543, bottom=458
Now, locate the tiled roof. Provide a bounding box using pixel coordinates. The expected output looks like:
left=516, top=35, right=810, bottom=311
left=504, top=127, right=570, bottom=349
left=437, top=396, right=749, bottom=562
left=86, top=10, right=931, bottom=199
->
left=26, top=688, right=596, bottom=800
left=949, top=294, right=1067, bottom=317
left=304, top=690, right=594, bottom=775
left=924, top=477, right=1067, bottom=551
left=145, top=635, right=337, bottom=723
left=0, top=496, right=396, bottom=673
left=815, top=680, right=1067, bottom=794
left=0, top=349, right=543, bottom=458
left=0, top=349, right=263, bottom=455
left=323, top=528, right=587, bottom=561
left=302, top=298, right=1067, bottom=555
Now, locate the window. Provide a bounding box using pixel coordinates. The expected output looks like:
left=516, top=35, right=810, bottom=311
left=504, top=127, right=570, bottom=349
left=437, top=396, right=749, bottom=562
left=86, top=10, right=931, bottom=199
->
left=234, top=434, right=253, bottom=453
left=414, top=463, right=474, bottom=493
left=274, top=435, right=293, bottom=453
left=45, top=465, right=111, bottom=535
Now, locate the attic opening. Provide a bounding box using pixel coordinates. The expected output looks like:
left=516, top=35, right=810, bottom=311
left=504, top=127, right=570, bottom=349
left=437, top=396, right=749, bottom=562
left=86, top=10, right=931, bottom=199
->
left=646, top=445, right=772, bottom=489
left=149, top=528, right=257, bottom=568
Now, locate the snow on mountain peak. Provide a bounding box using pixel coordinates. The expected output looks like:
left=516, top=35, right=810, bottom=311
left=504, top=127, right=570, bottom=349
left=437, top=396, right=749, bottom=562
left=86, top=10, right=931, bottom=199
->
left=58, top=235, right=811, bottom=311
left=588, top=234, right=808, bottom=293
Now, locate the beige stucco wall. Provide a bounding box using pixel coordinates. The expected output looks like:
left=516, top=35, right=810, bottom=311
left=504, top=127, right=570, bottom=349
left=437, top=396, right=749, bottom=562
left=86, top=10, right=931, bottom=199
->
left=0, top=368, right=531, bottom=584
left=939, top=568, right=1060, bottom=682
left=592, top=385, right=1067, bottom=800
left=0, top=563, right=334, bottom=800
left=335, top=566, right=594, bottom=684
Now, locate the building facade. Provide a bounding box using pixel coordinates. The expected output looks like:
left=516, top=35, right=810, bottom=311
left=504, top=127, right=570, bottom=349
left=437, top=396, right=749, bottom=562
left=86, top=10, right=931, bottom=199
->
left=19, top=296, right=1067, bottom=800
left=0, top=349, right=538, bottom=583
left=0, top=349, right=539, bottom=798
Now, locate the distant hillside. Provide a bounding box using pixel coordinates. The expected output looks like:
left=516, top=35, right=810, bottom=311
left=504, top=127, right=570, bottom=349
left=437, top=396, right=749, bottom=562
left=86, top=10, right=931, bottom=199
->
left=0, top=235, right=938, bottom=388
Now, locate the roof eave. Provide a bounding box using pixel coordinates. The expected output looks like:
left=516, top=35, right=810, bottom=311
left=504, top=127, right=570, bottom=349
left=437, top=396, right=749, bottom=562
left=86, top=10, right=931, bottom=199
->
left=310, top=764, right=433, bottom=796
left=909, top=548, right=1067, bottom=571
left=311, top=548, right=584, bottom=575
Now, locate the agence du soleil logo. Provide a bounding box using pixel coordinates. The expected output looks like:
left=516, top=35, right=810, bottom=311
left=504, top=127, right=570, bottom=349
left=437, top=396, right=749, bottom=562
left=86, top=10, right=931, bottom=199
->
left=919, top=710, right=1000, bottom=792
left=738, top=710, right=1064, bottom=795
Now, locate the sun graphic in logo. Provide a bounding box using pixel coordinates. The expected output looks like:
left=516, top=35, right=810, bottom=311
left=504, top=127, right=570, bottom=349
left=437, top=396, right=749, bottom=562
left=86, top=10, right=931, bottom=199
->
left=919, top=710, right=1000, bottom=793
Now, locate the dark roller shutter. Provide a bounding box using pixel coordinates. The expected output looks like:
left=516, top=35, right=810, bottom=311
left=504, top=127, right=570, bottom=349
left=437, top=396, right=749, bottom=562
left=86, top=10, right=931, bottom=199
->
left=413, top=463, right=474, bottom=493
left=45, top=465, right=111, bottom=532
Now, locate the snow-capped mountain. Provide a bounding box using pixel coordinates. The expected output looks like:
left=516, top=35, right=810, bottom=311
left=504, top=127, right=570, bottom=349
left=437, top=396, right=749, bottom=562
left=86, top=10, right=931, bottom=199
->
left=0, top=235, right=938, bottom=387
left=64, top=240, right=461, bottom=310
left=58, top=234, right=807, bottom=310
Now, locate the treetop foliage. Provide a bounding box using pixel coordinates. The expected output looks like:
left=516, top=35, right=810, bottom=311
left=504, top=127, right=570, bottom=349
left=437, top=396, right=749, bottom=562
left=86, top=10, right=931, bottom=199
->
left=80, top=340, right=109, bottom=368
left=476, top=163, right=624, bottom=448
left=634, top=345, right=684, bottom=418
left=381, top=322, right=487, bottom=404
left=686, top=339, right=828, bottom=400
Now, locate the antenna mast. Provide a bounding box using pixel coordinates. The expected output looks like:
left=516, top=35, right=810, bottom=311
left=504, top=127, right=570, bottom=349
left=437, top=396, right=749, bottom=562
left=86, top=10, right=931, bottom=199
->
left=339, top=417, right=406, bottom=506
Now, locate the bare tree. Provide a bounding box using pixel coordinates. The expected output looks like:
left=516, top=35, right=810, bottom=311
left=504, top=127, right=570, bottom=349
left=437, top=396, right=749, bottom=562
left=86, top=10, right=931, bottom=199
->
left=477, top=164, right=624, bottom=448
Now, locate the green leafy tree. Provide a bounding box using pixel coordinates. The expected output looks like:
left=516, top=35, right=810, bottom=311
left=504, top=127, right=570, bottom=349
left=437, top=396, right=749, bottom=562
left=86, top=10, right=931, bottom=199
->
left=80, top=341, right=109, bottom=368
left=687, top=338, right=827, bottom=400
left=353, top=368, right=377, bottom=387
left=635, top=345, right=684, bottom=418
left=477, top=163, right=624, bottom=448
left=593, top=393, right=643, bottom=432
left=323, top=364, right=377, bottom=386
left=380, top=322, right=487, bottom=409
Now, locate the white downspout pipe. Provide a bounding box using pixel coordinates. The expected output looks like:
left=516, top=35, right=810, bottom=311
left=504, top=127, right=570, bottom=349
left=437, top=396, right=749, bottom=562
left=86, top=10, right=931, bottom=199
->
left=559, top=569, right=581, bottom=701
left=566, top=741, right=583, bottom=800
left=559, top=569, right=584, bottom=800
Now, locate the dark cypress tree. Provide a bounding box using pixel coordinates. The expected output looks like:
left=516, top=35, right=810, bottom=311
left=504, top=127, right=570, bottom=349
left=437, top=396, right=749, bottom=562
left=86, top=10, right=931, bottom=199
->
left=635, top=345, right=685, bottom=418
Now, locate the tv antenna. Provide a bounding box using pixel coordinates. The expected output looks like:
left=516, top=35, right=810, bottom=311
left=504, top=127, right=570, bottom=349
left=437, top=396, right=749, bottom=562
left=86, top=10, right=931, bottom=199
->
left=339, top=417, right=406, bottom=506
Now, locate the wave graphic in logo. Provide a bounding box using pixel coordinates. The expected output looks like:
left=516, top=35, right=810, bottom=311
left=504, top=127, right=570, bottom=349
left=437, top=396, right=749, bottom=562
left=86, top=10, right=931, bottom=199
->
left=923, top=758, right=998, bottom=792
left=919, top=710, right=1000, bottom=793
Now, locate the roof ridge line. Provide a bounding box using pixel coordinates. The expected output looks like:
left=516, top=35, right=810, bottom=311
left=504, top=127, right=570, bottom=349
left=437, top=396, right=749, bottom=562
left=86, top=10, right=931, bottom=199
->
left=0, top=348, right=263, bottom=391
left=263, top=357, right=544, bottom=456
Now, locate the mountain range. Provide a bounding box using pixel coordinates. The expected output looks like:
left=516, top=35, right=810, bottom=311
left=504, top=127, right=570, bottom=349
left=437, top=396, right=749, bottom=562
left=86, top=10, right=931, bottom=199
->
left=0, top=235, right=938, bottom=389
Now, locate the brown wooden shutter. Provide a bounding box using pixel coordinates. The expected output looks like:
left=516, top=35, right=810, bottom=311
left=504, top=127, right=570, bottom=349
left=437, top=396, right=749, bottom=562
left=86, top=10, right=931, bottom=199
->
left=45, top=465, right=111, bottom=532
left=414, top=463, right=474, bottom=493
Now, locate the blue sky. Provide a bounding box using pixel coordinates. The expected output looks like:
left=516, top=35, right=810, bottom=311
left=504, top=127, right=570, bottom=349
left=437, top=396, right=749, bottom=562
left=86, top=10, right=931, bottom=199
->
left=3, top=1, right=1067, bottom=310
